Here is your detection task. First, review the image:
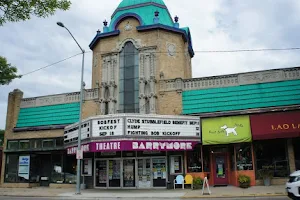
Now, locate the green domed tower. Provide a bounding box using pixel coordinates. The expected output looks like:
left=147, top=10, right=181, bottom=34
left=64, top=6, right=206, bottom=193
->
left=90, top=0, right=194, bottom=115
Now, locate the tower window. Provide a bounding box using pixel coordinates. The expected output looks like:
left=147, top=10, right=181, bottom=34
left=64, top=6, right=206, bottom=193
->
left=119, top=42, right=139, bottom=113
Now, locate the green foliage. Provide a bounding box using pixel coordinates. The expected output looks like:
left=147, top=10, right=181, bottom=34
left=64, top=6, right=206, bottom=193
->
left=0, top=56, right=21, bottom=85
left=257, top=169, right=274, bottom=180
left=0, top=0, right=71, bottom=26
left=238, top=174, right=251, bottom=188
left=0, top=129, right=4, bottom=147
left=193, top=177, right=203, bottom=189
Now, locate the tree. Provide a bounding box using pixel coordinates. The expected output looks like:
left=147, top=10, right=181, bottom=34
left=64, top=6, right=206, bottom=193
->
left=0, top=56, right=21, bottom=85
left=0, top=0, right=71, bottom=26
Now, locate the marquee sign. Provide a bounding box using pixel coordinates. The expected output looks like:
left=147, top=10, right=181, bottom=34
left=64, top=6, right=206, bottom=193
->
left=126, top=116, right=200, bottom=137
left=91, top=117, right=124, bottom=137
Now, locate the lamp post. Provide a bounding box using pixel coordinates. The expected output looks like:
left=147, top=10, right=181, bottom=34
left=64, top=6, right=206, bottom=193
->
left=57, top=22, right=85, bottom=195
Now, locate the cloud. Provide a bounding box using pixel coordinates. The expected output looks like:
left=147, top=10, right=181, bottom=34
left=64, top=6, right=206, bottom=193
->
left=1, top=0, right=300, bottom=129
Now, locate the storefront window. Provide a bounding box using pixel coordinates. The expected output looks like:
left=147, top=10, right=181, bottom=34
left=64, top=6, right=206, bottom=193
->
left=187, top=145, right=202, bottom=173
left=202, top=146, right=211, bottom=172
left=7, top=141, right=18, bottom=150
left=55, top=138, right=64, bottom=148
left=254, top=139, right=289, bottom=178
left=51, top=154, right=63, bottom=183
left=170, top=155, right=183, bottom=174
left=30, top=154, right=41, bottom=183
left=294, top=138, right=300, bottom=170
left=64, top=155, right=77, bottom=184
left=5, top=155, right=18, bottom=183
left=235, top=143, right=253, bottom=170
left=19, top=140, right=30, bottom=149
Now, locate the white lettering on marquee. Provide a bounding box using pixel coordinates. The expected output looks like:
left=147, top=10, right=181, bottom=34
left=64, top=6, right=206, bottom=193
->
left=131, top=142, right=194, bottom=150
left=67, top=144, right=90, bottom=155
left=96, top=142, right=121, bottom=151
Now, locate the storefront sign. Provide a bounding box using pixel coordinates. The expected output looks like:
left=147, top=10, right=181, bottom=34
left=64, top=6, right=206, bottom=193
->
left=67, top=140, right=198, bottom=154
left=202, top=115, right=252, bottom=145
left=92, top=118, right=123, bottom=137
left=67, top=143, right=90, bottom=155
left=250, top=111, right=300, bottom=140
left=18, top=156, right=30, bottom=180
left=126, top=116, right=200, bottom=137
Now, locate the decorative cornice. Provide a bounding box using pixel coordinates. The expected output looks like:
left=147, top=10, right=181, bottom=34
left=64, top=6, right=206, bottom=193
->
left=20, top=88, right=99, bottom=108
left=159, top=67, right=300, bottom=92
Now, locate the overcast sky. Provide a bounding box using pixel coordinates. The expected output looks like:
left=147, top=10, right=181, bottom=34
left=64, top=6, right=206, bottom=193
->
left=1, top=0, right=300, bottom=129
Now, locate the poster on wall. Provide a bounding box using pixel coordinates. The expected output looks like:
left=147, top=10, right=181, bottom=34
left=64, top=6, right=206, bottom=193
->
left=82, top=159, right=92, bottom=176
left=18, top=156, right=30, bottom=180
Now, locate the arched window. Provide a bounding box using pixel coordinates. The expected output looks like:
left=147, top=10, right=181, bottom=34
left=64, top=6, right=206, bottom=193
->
left=119, top=42, right=139, bottom=113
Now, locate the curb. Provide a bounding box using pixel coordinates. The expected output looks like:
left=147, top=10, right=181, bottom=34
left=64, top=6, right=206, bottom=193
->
left=181, top=193, right=287, bottom=199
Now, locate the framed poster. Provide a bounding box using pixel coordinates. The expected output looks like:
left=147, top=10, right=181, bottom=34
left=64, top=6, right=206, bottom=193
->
left=170, top=155, right=183, bottom=175
left=81, top=159, right=92, bottom=176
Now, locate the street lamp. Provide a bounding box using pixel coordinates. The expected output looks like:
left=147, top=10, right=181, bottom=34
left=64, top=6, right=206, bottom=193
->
left=57, top=21, right=85, bottom=195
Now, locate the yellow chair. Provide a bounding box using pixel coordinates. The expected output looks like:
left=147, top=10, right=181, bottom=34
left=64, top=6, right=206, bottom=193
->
left=184, top=174, right=193, bottom=189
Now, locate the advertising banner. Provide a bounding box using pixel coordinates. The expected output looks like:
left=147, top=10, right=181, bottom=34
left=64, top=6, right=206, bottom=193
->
left=250, top=111, right=300, bottom=140
left=202, top=115, right=252, bottom=145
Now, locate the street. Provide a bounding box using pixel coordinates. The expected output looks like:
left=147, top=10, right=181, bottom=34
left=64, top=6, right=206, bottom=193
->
left=0, top=196, right=291, bottom=200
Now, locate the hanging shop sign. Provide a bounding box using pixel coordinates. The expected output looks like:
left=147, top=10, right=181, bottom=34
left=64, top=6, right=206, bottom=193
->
left=18, top=156, right=30, bottom=180
left=126, top=116, right=200, bottom=137
left=202, top=115, right=252, bottom=145
left=67, top=140, right=199, bottom=154
left=250, top=111, right=300, bottom=140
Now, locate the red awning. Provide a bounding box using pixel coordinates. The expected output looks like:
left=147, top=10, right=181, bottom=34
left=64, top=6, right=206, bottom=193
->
left=250, top=111, right=300, bottom=140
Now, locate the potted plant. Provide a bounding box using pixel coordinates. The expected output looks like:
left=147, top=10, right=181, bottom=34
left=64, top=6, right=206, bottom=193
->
left=238, top=174, right=251, bottom=188
left=258, top=169, right=273, bottom=186
left=193, top=177, right=203, bottom=189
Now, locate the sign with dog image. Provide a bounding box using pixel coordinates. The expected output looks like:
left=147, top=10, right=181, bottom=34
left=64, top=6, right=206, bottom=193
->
left=202, top=115, right=252, bottom=145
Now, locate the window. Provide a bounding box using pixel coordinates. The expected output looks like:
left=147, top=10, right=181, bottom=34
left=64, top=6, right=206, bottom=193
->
left=119, top=42, right=139, bottom=113
left=254, top=139, right=289, bottom=178
left=7, top=141, right=18, bottom=150
left=30, top=140, right=41, bottom=149
left=187, top=145, right=202, bottom=172
left=170, top=155, right=183, bottom=174
left=19, top=140, right=30, bottom=149
left=55, top=138, right=64, bottom=148
left=51, top=154, right=64, bottom=183
left=5, top=155, right=18, bottom=183
left=43, top=139, right=54, bottom=148
left=235, top=143, right=253, bottom=170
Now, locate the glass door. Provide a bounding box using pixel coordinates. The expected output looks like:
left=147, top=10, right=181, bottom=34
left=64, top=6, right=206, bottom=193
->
left=108, top=160, right=121, bottom=187
left=123, top=159, right=135, bottom=187
left=95, top=160, right=107, bottom=187
left=152, top=158, right=167, bottom=187
left=137, top=158, right=151, bottom=188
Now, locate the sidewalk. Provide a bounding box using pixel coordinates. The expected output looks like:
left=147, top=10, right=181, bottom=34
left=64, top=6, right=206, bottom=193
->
left=0, top=185, right=287, bottom=199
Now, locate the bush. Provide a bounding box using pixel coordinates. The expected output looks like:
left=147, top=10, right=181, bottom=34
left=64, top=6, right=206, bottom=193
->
left=193, top=177, right=203, bottom=189
left=238, top=174, right=251, bottom=188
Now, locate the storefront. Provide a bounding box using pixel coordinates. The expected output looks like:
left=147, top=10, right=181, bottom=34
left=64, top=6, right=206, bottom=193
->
left=250, top=111, right=300, bottom=182
left=64, top=114, right=201, bottom=189
left=201, top=115, right=255, bottom=186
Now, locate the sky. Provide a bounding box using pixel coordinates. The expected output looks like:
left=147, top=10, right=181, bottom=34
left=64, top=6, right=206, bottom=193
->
left=1, top=0, right=300, bottom=129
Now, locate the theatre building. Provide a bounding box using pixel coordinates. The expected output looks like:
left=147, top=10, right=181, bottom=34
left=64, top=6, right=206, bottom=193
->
left=64, top=114, right=200, bottom=188
left=2, top=0, right=300, bottom=189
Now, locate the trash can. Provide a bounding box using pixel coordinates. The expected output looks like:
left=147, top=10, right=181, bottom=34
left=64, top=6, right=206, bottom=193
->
left=167, top=181, right=172, bottom=189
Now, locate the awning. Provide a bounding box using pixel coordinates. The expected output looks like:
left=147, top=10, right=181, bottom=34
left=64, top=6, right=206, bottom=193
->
left=250, top=111, right=300, bottom=140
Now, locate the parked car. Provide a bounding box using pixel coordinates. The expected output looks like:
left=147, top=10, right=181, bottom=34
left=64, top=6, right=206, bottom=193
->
left=286, top=170, right=300, bottom=199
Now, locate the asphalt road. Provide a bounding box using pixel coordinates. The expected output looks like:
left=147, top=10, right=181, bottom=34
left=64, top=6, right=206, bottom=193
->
left=0, top=196, right=291, bottom=200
